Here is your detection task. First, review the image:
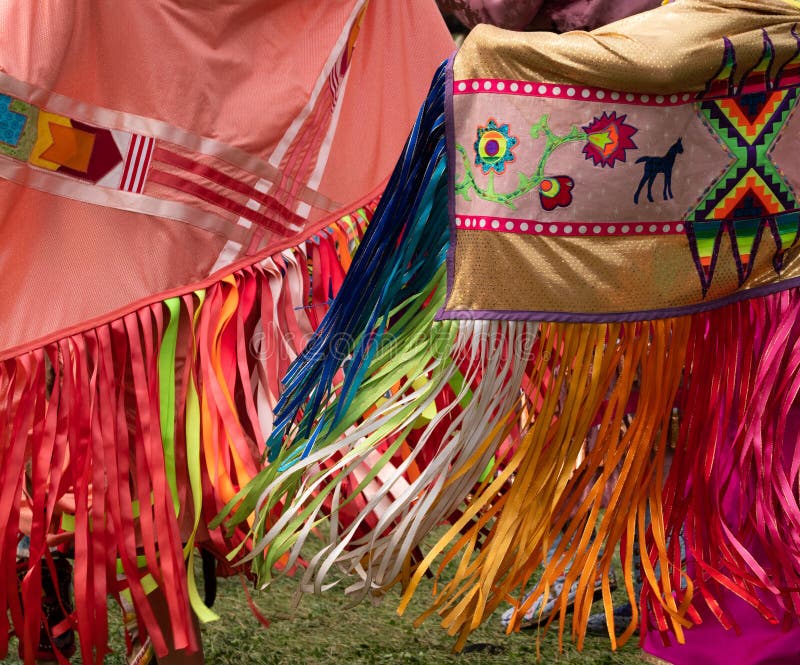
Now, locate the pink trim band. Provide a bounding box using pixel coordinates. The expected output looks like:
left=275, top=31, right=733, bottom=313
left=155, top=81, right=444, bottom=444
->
left=152, top=148, right=303, bottom=232
left=0, top=156, right=248, bottom=243
left=0, top=71, right=339, bottom=213
left=148, top=170, right=293, bottom=236
left=454, top=214, right=686, bottom=237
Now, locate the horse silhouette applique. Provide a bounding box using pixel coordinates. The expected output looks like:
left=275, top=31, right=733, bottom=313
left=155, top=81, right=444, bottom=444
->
left=633, top=138, right=683, bottom=204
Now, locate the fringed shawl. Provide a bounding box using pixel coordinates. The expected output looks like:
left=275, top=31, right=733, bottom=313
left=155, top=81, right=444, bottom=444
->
left=229, top=0, right=800, bottom=656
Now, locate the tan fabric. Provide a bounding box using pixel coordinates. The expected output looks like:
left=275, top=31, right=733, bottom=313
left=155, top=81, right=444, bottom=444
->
left=448, top=231, right=800, bottom=314
left=453, top=1, right=799, bottom=87
left=444, top=0, right=800, bottom=318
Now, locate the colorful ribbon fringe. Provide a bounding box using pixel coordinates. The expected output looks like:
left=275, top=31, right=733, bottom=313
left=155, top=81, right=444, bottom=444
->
left=228, top=57, right=800, bottom=655
left=1, top=204, right=373, bottom=664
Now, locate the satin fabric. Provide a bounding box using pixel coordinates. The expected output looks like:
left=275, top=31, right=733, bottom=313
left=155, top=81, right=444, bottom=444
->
left=641, top=404, right=800, bottom=664
left=0, top=0, right=453, bottom=357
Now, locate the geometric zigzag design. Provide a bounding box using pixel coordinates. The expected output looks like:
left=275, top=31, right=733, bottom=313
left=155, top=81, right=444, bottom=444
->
left=687, top=81, right=800, bottom=294
left=685, top=29, right=800, bottom=295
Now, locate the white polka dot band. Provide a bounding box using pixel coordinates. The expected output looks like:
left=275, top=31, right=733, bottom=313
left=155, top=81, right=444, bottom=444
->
left=453, top=79, right=696, bottom=106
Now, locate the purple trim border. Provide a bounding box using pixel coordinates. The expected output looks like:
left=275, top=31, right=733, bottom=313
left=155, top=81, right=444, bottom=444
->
left=437, top=275, right=800, bottom=323
left=444, top=53, right=458, bottom=306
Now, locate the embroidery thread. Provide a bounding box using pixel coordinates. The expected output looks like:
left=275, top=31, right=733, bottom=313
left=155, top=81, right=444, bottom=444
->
left=683, top=32, right=800, bottom=295
left=457, top=113, right=637, bottom=211
left=539, top=176, right=574, bottom=211
left=582, top=112, right=638, bottom=168
left=473, top=119, right=518, bottom=175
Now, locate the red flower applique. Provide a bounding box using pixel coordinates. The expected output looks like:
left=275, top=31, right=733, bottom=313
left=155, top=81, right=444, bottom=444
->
left=582, top=112, right=638, bottom=168
left=539, top=176, right=574, bottom=211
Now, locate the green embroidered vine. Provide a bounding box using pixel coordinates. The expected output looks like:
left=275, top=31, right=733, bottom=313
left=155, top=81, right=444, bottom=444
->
left=456, top=114, right=588, bottom=210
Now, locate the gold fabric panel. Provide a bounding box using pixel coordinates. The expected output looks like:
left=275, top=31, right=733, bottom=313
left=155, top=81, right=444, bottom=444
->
left=448, top=230, right=800, bottom=315
left=445, top=0, right=800, bottom=318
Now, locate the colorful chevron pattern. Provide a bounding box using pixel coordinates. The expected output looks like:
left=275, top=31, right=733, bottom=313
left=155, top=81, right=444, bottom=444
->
left=0, top=93, right=136, bottom=187
left=686, top=32, right=800, bottom=294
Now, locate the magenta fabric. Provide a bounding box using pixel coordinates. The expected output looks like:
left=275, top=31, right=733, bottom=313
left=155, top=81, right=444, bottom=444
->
left=644, top=593, right=800, bottom=664
left=642, top=405, right=800, bottom=665
left=439, top=0, right=662, bottom=32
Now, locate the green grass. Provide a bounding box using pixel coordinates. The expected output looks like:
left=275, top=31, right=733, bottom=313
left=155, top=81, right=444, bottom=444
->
left=196, top=571, right=643, bottom=665
left=8, top=558, right=644, bottom=664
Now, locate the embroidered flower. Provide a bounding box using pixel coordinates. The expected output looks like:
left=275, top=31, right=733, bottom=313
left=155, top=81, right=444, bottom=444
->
left=539, top=176, right=574, bottom=211
left=582, top=112, right=638, bottom=168
left=474, top=119, right=518, bottom=175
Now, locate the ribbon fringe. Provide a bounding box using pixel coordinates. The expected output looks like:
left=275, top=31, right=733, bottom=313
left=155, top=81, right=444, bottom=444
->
left=249, top=290, right=800, bottom=653
left=216, top=58, right=800, bottom=655
left=0, top=204, right=372, bottom=664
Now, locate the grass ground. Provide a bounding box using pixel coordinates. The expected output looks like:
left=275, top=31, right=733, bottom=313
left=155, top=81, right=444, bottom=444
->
left=195, top=570, right=644, bottom=665
left=8, top=556, right=644, bottom=664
